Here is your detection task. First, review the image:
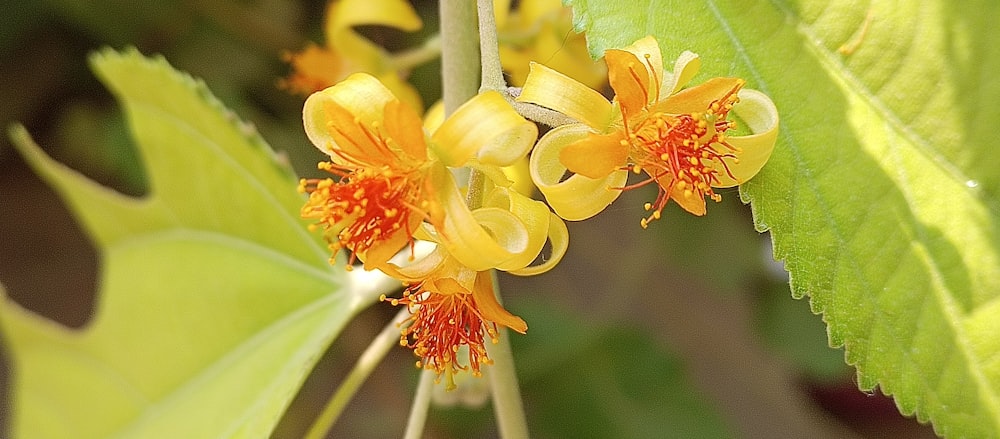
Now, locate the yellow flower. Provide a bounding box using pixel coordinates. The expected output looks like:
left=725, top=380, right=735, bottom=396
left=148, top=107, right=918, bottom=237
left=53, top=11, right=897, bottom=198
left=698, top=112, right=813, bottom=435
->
left=299, top=73, right=557, bottom=274
left=518, top=36, right=780, bottom=227
left=375, top=180, right=568, bottom=389
left=280, top=0, right=424, bottom=110
left=380, top=247, right=527, bottom=390
left=494, top=0, right=606, bottom=89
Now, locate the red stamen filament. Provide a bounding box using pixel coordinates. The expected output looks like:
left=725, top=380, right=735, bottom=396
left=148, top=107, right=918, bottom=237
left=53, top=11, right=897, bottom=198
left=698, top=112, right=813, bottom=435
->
left=383, top=286, right=498, bottom=390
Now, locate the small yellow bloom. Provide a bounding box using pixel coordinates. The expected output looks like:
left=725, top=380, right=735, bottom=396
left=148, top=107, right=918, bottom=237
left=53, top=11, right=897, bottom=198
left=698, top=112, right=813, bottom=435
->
left=518, top=36, right=780, bottom=226
left=300, top=73, right=554, bottom=273
left=494, top=0, right=606, bottom=89
left=381, top=247, right=527, bottom=390
left=281, top=0, right=424, bottom=110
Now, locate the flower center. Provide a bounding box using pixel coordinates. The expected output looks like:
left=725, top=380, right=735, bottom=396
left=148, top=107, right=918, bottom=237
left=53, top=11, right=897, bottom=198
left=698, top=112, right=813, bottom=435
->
left=383, top=286, right=497, bottom=391
left=299, top=163, right=428, bottom=267
left=624, top=83, right=743, bottom=228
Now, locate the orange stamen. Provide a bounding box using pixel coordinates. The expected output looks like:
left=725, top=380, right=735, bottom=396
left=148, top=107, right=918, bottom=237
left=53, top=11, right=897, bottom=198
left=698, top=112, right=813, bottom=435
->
left=299, top=163, right=428, bottom=266
left=384, top=285, right=498, bottom=390
left=619, top=80, right=744, bottom=227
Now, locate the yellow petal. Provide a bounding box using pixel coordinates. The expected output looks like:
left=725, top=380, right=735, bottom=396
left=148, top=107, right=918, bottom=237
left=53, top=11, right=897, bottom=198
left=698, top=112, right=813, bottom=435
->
left=472, top=272, right=527, bottom=334
left=326, top=0, right=423, bottom=71
left=559, top=131, right=628, bottom=179
left=529, top=124, right=627, bottom=221
left=383, top=99, right=428, bottom=162
left=482, top=188, right=552, bottom=272
left=655, top=77, right=743, bottom=115
left=377, top=244, right=448, bottom=282
left=508, top=211, right=569, bottom=276
left=422, top=100, right=446, bottom=133
left=429, top=166, right=528, bottom=271
left=493, top=0, right=513, bottom=28
left=360, top=214, right=423, bottom=271
left=671, top=189, right=708, bottom=216
left=606, top=49, right=650, bottom=118
left=303, top=73, right=395, bottom=157
left=622, top=36, right=663, bottom=87
left=713, top=88, right=780, bottom=187
left=431, top=91, right=537, bottom=167
left=517, top=62, right=613, bottom=130
left=502, top=156, right=535, bottom=196
left=661, top=50, right=700, bottom=99
left=376, top=72, right=424, bottom=112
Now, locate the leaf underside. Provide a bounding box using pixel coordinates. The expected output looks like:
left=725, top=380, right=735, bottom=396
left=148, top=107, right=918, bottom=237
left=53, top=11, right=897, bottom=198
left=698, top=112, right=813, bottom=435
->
left=568, top=0, right=1000, bottom=437
left=2, top=49, right=363, bottom=438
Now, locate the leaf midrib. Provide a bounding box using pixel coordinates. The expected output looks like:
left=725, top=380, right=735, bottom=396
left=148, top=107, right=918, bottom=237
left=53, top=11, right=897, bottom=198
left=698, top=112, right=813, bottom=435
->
left=108, top=286, right=350, bottom=438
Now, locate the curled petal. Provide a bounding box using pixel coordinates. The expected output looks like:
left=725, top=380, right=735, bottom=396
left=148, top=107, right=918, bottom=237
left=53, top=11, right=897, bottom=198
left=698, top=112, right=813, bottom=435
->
left=482, top=188, right=552, bottom=272
left=529, top=124, right=627, bottom=221
left=303, top=73, right=396, bottom=157
left=431, top=91, right=537, bottom=167
left=502, top=156, right=534, bottom=196
left=326, top=0, right=423, bottom=69
left=430, top=166, right=529, bottom=271
left=713, top=88, right=780, bottom=187
left=508, top=211, right=569, bottom=276
left=422, top=100, right=445, bottom=133
left=661, top=51, right=701, bottom=99
left=517, top=62, right=613, bottom=130
left=377, top=244, right=448, bottom=282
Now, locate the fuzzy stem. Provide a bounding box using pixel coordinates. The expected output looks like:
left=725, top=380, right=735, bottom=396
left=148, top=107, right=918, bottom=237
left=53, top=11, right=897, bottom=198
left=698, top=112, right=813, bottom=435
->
left=477, top=0, right=505, bottom=93
left=440, top=0, right=480, bottom=115
left=304, top=308, right=411, bottom=439
left=402, top=370, right=437, bottom=439
left=483, top=270, right=531, bottom=438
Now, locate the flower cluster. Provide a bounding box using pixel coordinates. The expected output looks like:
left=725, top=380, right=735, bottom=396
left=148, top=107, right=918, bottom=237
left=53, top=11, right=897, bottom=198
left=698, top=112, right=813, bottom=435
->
left=299, top=73, right=566, bottom=389
left=297, top=36, right=778, bottom=389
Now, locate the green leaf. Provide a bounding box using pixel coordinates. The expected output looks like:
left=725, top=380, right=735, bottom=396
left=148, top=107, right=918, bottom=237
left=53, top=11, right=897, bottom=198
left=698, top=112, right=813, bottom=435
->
left=568, top=0, right=1000, bottom=437
left=1, top=48, right=368, bottom=438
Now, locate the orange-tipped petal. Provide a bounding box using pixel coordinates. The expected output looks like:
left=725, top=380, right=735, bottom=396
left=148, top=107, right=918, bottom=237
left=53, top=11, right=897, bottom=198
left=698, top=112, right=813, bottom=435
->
left=559, top=131, right=628, bottom=179
left=472, top=272, right=527, bottom=334
left=383, top=99, right=428, bottom=162
left=654, top=77, right=744, bottom=115
left=622, top=35, right=663, bottom=87
left=669, top=181, right=708, bottom=216
left=303, top=73, right=397, bottom=159
left=606, top=48, right=651, bottom=118
left=529, top=124, right=627, bottom=221
left=713, top=88, right=780, bottom=187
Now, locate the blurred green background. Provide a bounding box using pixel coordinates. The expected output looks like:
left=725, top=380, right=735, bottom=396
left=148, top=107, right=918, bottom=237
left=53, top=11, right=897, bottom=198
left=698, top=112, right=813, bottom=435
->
left=0, top=1, right=939, bottom=437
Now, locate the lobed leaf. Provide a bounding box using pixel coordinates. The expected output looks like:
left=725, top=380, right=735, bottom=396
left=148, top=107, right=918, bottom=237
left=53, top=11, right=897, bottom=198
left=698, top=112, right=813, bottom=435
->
left=1, top=49, right=369, bottom=438
left=568, top=0, right=1000, bottom=436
